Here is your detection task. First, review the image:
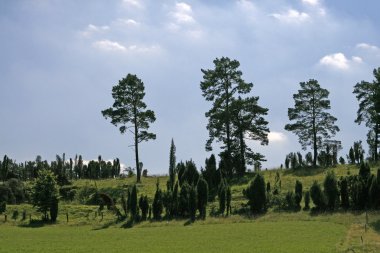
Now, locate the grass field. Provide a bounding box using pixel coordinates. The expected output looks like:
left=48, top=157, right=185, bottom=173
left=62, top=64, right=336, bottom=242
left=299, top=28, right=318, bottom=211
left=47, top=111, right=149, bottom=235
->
left=1, top=165, right=380, bottom=252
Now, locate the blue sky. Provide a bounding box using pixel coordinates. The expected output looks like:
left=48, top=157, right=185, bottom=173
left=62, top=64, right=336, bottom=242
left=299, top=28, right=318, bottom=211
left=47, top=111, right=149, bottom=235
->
left=1, top=0, right=380, bottom=174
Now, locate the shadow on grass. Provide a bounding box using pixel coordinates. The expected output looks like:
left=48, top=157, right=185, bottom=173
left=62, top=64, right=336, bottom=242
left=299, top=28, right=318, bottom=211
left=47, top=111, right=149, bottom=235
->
left=370, top=220, right=380, bottom=234
left=18, top=220, right=46, bottom=228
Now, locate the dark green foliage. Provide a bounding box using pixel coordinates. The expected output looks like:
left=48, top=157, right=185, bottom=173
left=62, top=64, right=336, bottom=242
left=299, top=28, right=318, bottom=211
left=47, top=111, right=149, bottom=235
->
left=339, top=177, right=349, bottom=209
left=200, top=57, right=269, bottom=176
left=179, top=160, right=199, bottom=186
left=168, top=139, right=176, bottom=191
left=139, top=195, right=149, bottom=220
left=218, top=181, right=227, bottom=215
left=348, top=147, right=355, bottom=164
left=285, top=79, right=340, bottom=167
left=130, top=185, right=138, bottom=219
left=353, top=141, right=365, bottom=164
left=359, top=162, right=371, bottom=180
left=59, top=185, right=77, bottom=201
left=121, top=194, right=128, bottom=217
left=266, top=182, right=271, bottom=193
left=294, top=180, right=303, bottom=210
left=353, top=68, right=380, bottom=162
left=189, top=186, right=197, bottom=221
left=202, top=154, right=218, bottom=200
left=32, top=170, right=59, bottom=221
left=102, top=74, right=156, bottom=183
left=152, top=181, right=163, bottom=220
left=304, top=191, right=310, bottom=210
left=197, top=178, right=208, bottom=219
left=246, top=174, right=266, bottom=213
left=226, top=186, right=231, bottom=216
left=12, top=210, right=19, bottom=221
left=171, top=182, right=179, bottom=217
left=0, top=201, right=6, bottom=213
left=306, top=152, right=313, bottom=166
left=1, top=155, right=9, bottom=181
left=323, top=171, right=339, bottom=210
left=339, top=157, right=345, bottom=165
left=179, top=182, right=191, bottom=217
left=50, top=197, right=58, bottom=222
left=285, top=191, right=296, bottom=210
left=369, top=176, right=380, bottom=208
left=310, top=181, right=325, bottom=210
left=162, top=190, right=172, bottom=218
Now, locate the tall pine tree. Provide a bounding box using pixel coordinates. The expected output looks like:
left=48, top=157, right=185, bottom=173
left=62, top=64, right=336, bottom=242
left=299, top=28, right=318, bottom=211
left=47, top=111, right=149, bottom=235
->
left=285, top=79, right=339, bottom=167
left=102, top=74, right=156, bottom=183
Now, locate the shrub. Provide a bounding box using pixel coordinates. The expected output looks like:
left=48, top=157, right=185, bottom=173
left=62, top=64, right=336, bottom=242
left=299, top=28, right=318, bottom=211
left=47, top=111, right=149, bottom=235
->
left=197, top=178, right=208, bottom=219
left=294, top=180, right=303, bottom=210
left=218, top=181, right=226, bottom=215
left=310, top=181, right=325, bottom=210
left=0, top=201, right=6, bottom=213
left=303, top=191, right=310, bottom=211
left=369, top=176, right=380, bottom=209
left=189, top=186, right=197, bottom=221
left=323, top=171, right=339, bottom=210
left=50, top=197, right=58, bottom=222
left=139, top=195, right=149, bottom=220
left=359, top=162, right=370, bottom=179
left=152, top=182, right=163, bottom=220
left=179, top=182, right=190, bottom=217
left=12, top=210, right=19, bottom=221
left=339, top=177, right=349, bottom=209
left=246, top=174, right=266, bottom=213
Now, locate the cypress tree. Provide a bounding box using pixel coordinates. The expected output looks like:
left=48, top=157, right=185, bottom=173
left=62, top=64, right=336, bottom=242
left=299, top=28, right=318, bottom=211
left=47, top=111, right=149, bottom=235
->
left=218, top=181, right=226, bottom=215
left=168, top=139, right=176, bottom=191
left=197, top=178, right=208, bottom=219
left=340, top=177, right=349, bottom=209
left=130, top=185, right=138, bottom=219
left=303, top=191, right=310, bottom=211
left=152, top=181, right=163, bottom=220
left=323, top=171, right=339, bottom=210
left=294, top=180, right=303, bottom=210
left=246, top=174, right=266, bottom=213
left=189, top=186, right=197, bottom=221
left=310, top=181, right=325, bottom=210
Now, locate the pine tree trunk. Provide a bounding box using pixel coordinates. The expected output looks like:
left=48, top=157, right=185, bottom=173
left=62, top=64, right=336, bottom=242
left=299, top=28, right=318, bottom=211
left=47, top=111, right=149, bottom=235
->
left=134, top=105, right=140, bottom=183
left=375, top=123, right=379, bottom=162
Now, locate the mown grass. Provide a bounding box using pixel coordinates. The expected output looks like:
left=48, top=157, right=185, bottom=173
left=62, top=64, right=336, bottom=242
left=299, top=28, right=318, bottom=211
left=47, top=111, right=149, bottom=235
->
left=0, top=219, right=346, bottom=253
left=2, top=164, right=380, bottom=252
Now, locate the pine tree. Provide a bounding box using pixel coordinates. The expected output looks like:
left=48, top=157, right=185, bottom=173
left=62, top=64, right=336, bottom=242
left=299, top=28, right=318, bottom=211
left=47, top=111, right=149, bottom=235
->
left=102, top=74, right=156, bottom=183
left=285, top=79, right=340, bottom=167
left=353, top=67, right=380, bottom=162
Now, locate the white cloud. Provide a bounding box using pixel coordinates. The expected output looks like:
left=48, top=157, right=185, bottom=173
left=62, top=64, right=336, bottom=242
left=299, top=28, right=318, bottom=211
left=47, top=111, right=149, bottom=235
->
left=93, top=40, right=126, bottom=51
left=352, top=56, right=363, bottom=63
left=93, top=40, right=159, bottom=53
left=81, top=24, right=110, bottom=37
left=302, top=0, right=319, bottom=6
left=237, top=0, right=256, bottom=11
left=271, top=9, right=310, bottom=23
left=117, top=18, right=140, bottom=26
left=122, top=0, right=143, bottom=8
left=356, top=43, right=379, bottom=51
left=268, top=132, right=287, bottom=143
left=171, top=2, right=195, bottom=24
left=319, top=53, right=362, bottom=70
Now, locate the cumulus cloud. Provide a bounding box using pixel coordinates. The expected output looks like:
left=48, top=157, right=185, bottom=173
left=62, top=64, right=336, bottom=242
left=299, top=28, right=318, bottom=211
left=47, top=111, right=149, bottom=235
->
left=268, top=132, right=287, bottom=143
left=93, top=40, right=126, bottom=51
left=271, top=9, right=310, bottom=23
left=116, top=18, right=140, bottom=26
left=93, top=40, right=159, bottom=53
left=319, top=53, right=362, bottom=70
left=302, top=0, right=319, bottom=6
left=356, top=43, right=379, bottom=51
left=171, top=2, right=195, bottom=24
left=81, top=24, right=109, bottom=37
left=122, top=0, right=143, bottom=8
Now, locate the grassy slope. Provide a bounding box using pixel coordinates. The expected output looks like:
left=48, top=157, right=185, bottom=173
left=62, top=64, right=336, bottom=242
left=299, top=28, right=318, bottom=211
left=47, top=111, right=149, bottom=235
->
left=1, top=165, right=380, bottom=253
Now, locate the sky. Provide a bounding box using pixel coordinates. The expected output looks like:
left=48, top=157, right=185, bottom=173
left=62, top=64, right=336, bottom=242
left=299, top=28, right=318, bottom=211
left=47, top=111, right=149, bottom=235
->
left=1, top=0, right=380, bottom=174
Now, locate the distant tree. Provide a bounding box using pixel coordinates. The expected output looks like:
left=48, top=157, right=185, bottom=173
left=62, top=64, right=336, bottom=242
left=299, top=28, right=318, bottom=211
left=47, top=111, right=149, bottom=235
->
left=246, top=174, right=266, bottom=213
left=102, top=74, right=156, bottom=183
left=348, top=147, right=355, bottom=164
left=339, top=157, right=345, bottom=165
left=197, top=177, right=208, bottom=219
left=353, top=141, right=365, bottom=164
left=168, top=139, right=176, bottom=191
left=323, top=171, right=339, bottom=210
left=285, top=79, right=340, bottom=167
left=32, top=170, right=59, bottom=221
left=1, top=155, right=9, bottom=182
left=353, top=67, right=380, bottom=162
